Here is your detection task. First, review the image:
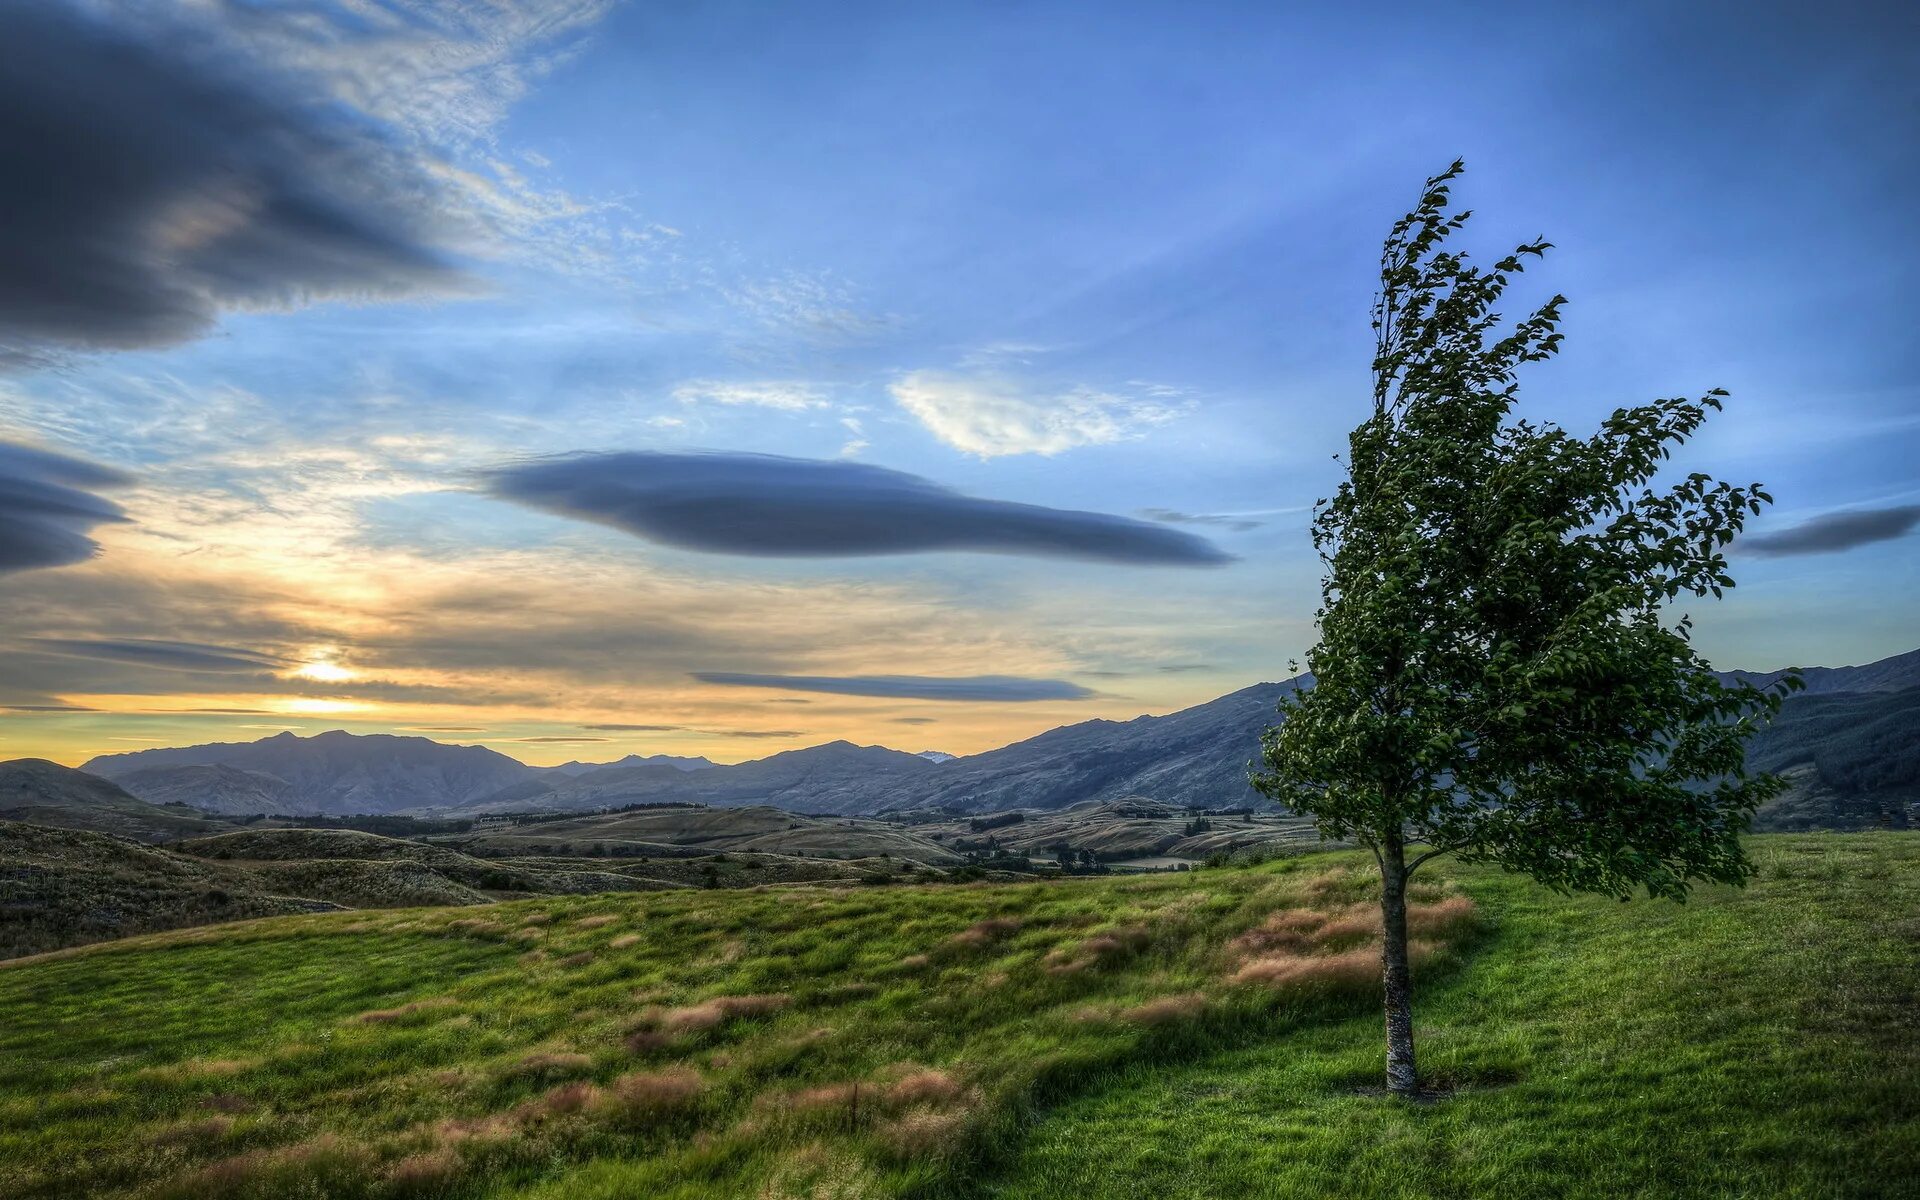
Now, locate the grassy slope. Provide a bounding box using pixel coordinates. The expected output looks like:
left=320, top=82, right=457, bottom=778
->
left=0, top=835, right=1910, bottom=1199
left=998, top=834, right=1920, bottom=1200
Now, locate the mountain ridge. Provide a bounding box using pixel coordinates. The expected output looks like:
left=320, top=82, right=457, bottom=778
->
left=67, top=647, right=1920, bottom=822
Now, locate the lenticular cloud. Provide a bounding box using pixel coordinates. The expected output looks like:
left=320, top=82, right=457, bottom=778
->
left=483, top=450, right=1234, bottom=566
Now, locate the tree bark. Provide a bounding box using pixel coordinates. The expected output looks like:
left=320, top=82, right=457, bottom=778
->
left=1379, top=834, right=1417, bottom=1095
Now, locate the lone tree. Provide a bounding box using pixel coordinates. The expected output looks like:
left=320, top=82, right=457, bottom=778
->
left=1253, top=162, right=1797, bottom=1096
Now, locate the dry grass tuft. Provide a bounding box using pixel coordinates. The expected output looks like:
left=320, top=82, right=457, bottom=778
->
left=512, top=1051, right=593, bottom=1079
left=575, top=914, right=618, bottom=929
left=202, top=1093, right=251, bottom=1114
left=534, top=1079, right=603, bottom=1117
left=656, top=993, right=791, bottom=1033
left=946, top=917, right=1022, bottom=950
left=1229, top=908, right=1329, bottom=956
left=435, top=1114, right=517, bottom=1145
left=1231, top=946, right=1378, bottom=990
left=1120, top=992, right=1209, bottom=1026
left=169, top=1133, right=371, bottom=1199
left=445, top=918, right=506, bottom=938
left=152, top=1116, right=234, bottom=1146
left=354, top=997, right=455, bottom=1024
left=386, top=1147, right=461, bottom=1194
left=594, top=1067, right=704, bottom=1126
left=557, top=951, right=594, bottom=968
left=897, top=953, right=930, bottom=970
left=884, top=1069, right=965, bottom=1109
left=519, top=913, right=553, bottom=926
left=624, top=1028, right=674, bottom=1055
left=137, top=1057, right=250, bottom=1085
left=608, top=933, right=642, bottom=949
left=875, top=1108, right=971, bottom=1159
left=1407, top=896, right=1477, bottom=936
left=1046, top=924, right=1151, bottom=974
left=1307, top=905, right=1381, bottom=947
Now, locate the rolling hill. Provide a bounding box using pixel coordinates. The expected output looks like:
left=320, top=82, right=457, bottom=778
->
left=0, top=759, right=230, bottom=842
left=0, top=834, right=1911, bottom=1198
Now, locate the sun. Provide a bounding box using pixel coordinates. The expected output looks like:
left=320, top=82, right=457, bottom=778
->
left=291, top=659, right=356, bottom=683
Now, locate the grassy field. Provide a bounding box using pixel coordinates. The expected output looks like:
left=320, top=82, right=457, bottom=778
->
left=0, top=835, right=1911, bottom=1198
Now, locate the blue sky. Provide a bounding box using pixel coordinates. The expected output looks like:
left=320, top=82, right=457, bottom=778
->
left=0, top=0, right=1914, bottom=765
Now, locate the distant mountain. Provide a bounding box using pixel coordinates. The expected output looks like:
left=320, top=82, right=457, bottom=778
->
left=84, top=731, right=536, bottom=816
left=1722, top=647, right=1920, bottom=696
left=467, top=740, right=938, bottom=815
left=112, top=763, right=299, bottom=816
left=0, top=759, right=229, bottom=842
left=52, top=647, right=1920, bottom=828
left=1748, top=686, right=1919, bottom=830
left=916, top=751, right=957, bottom=763
left=548, top=753, right=716, bottom=777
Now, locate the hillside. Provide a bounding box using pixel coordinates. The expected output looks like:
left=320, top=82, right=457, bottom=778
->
left=84, top=731, right=536, bottom=816
left=915, top=798, right=1321, bottom=863
left=110, top=763, right=300, bottom=816
left=440, top=804, right=963, bottom=864
left=0, top=822, right=342, bottom=959
left=0, top=834, right=1911, bottom=1199
left=1748, top=686, right=1920, bottom=830
left=0, top=758, right=230, bottom=842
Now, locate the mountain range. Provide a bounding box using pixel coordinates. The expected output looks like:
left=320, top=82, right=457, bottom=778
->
left=67, top=648, right=1920, bottom=828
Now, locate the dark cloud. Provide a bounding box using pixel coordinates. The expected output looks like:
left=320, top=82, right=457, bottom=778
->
left=0, top=4, right=465, bottom=357
left=484, top=452, right=1233, bottom=566
left=693, top=672, right=1095, bottom=702
left=891, top=717, right=938, bottom=725
left=582, top=723, right=687, bottom=732
left=24, top=637, right=286, bottom=673
left=1743, top=505, right=1920, bottom=556
left=1138, top=507, right=1266, bottom=532
left=0, top=441, right=132, bottom=572
left=1, top=703, right=99, bottom=713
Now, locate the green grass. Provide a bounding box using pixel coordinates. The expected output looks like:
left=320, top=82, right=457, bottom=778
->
left=0, top=835, right=1911, bottom=1199
left=996, top=834, right=1920, bottom=1200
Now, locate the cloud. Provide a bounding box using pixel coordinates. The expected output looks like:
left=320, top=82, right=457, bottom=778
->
left=483, top=451, right=1232, bottom=565
left=692, top=672, right=1096, bottom=702
left=890, top=372, right=1185, bottom=457
left=582, top=723, right=688, bottom=732
left=22, top=637, right=287, bottom=673
left=673, top=381, right=828, bottom=412
left=1139, top=508, right=1265, bottom=532
left=516, top=735, right=610, bottom=743
left=0, top=3, right=472, bottom=356
left=1743, top=505, right=1920, bottom=556
left=891, top=717, right=938, bottom=725
left=0, top=440, right=132, bottom=572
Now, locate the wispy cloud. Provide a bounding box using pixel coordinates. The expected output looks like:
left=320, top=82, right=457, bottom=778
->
left=673, top=381, right=829, bottom=412
left=890, top=372, right=1187, bottom=457
left=22, top=638, right=287, bottom=673
left=692, top=673, right=1095, bottom=702
left=1743, top=505, right=1920, bottom=556
left=483, top=450, right=1234, bottom=565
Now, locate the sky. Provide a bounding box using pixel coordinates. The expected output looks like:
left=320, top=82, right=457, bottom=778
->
left=1, top=0, right=1916, bottom=768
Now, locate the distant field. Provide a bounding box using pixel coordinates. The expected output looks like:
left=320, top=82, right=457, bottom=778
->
left=0, top=835, right=1912, bottom=1198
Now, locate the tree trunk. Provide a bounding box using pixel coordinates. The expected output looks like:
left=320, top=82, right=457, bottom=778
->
left=1379, top=835, right=1417, bottom=1095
